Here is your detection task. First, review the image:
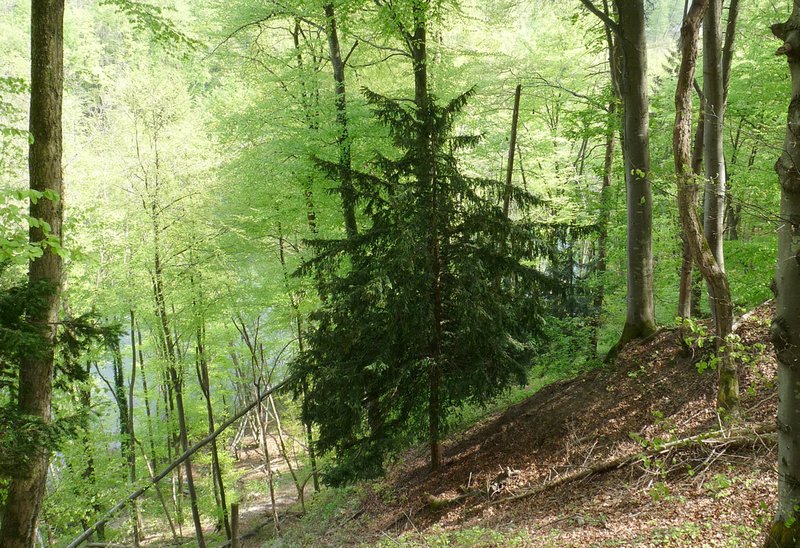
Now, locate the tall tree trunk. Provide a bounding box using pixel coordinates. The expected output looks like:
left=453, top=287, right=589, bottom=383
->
left=0, top=2, right=64, bottom=545
left=592, top=102, right=616, bottom=355
left=408, top=0, right=443, bottom=471
left=674, top=0, right=738, bottom=418
left=593, top=0, right=621, bottom=354
left=702, top=0, right=727, bottom=295
left=151, top=222, right=205, bottom=547
left=323, top=2, right=358, bottom=238
left=502, top=84, right=522, bottom=218
left=110, top=338, right=138, bottom=544
left=129, top=312, right=143, bottom=543
left=604, top=0, right=656, bottom=360
left=765, top=10, right=800, bottom=544
left=678, top=86, right=705, bottom=319
left=195, top=315, right=231, bottom=539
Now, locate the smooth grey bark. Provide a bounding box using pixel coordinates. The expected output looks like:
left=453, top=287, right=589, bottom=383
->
left=0, top=1, right=64, bottom=546
left=606, top=0, right=657, bottom=358
left=765, top=8, right=800, bottom=545
left=702, top=0, right=726, bottom=272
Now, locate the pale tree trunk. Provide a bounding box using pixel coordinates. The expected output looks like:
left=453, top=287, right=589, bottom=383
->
left=765, top=9, right=800, bottom=544
left=673, top=0, right=738, bottom=417
left=0, top=1, right=64, bottom=546
left=702, top=0, right=726, bottom=274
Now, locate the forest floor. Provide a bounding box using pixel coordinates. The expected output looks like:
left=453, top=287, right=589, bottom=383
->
left=245, top=302, right=779, bottom=547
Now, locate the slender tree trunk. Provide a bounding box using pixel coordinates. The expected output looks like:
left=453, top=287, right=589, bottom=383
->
left=678, top=90, right=705, bottom=319
left=323, top=2, right=358, bottom=238
left=674, top=0, right=738, bottom=418
left=702, top=0, right=727, bottom=319
left=593, top=0, right=621, bottom=354
left=593, top=100, right=617, bottom=354
left=151, top=221, right=205, bottom=546
left=195, top=316, right=231, bottom=539
left=408, top=0, right=443, bottom=471
left=722, top=0, right=741, bottom=243
left=0, top=2, right=64, bottom=545
left=128, top=312, right=142, bottom=545
left=502, top=84, right=522, bottom=218
left=765, top=9, right=800, bottom=544
left=268, top=396, right=304, bottom=511
left=110, top=340, right=136, bottom=544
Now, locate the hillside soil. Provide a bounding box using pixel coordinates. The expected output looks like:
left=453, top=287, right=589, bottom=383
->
left=244, top=303, right=779, bottom=546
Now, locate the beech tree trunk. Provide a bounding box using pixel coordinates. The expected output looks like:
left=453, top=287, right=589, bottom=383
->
left=0, top=2, right=64, bottom=546
left=765, top=8, right=800, bottom=544
left=673, top=0, right=738, bottom=417
left=702, top=0, right=726, bottom=274
left=609, top=0, right=657, bottom=356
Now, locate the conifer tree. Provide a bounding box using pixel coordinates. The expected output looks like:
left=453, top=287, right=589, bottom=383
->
left=293, top=87, right=555, bottom=483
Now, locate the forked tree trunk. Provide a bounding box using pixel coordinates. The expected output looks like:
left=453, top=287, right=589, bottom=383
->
left=673, top=0, right=738, bottom=417
left=0, top=2, right=64, bottom=545
left=765, top=9, right=800, bottom=545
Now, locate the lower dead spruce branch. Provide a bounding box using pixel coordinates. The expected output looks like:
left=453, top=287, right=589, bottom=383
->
left=425, top=422, right=776, bottom=509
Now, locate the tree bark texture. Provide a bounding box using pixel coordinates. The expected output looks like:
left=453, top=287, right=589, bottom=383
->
left=765, top=8, right=800, bottom=544
left=674, top=0, right=738, bottom=417
left=609, top=0, right=657, bottom=355
left=0, top=2, right=64, bottom=546
left=702, top=0, right=727, bottom=274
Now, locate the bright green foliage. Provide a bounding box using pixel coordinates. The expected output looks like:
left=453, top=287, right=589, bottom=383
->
left=293, top=87, right=557, bottom=483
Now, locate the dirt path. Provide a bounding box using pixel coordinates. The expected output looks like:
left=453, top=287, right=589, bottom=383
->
left=232, top=438, right=309, bottom=547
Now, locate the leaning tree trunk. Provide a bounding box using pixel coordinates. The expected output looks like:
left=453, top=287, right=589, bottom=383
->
left=673, top=0, right=738, bottom=418
left=0, top=1, right=64, bottom=546
left=765, top=8, right=800, bottom=544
